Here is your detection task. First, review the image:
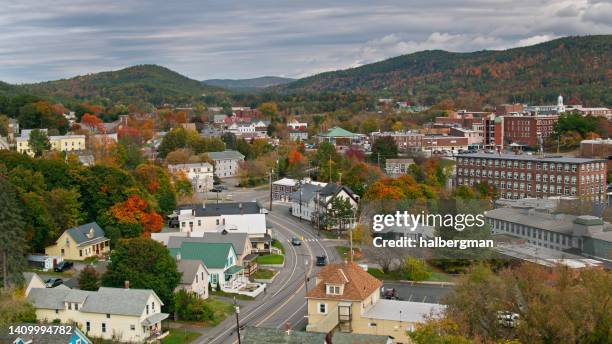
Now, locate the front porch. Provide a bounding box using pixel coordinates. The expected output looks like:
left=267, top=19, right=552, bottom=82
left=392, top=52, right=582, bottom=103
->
left=142, top=313, right=170, bottom=343
left=220, top=265, right=266, bottom=297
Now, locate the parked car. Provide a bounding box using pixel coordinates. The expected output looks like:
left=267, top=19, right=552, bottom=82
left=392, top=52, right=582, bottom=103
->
left=54, top=261, right=73, bottom=272
left=210, top=187, right=222, bottom=193
left=316, top=255, right=327, bottom=266
left=291, top=237, right=302, bottom=246
left=382, top=287, right=401, bottom=300
left=168, top=218, right=179, bottom=228
left=45, top=278, right=63, bottom=288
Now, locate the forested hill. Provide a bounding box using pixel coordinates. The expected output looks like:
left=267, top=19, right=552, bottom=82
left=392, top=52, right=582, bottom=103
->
left=278, top=35, right=612, bottom=106
left=204, top=76, right=294, bottom=90
left=17, top=65, right=224, bottom=106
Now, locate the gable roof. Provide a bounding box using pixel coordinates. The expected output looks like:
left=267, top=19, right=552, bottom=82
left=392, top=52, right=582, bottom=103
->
left=64, top=222, right=107, bottom=246
left=170, top=242, right=235, bottom=269
left=28, top=286, right=162, bottom=317
left=290, top=183, right=324, bottom=203
left=306, top=262, right=383, bottom=301
left=168, top=233, right=249, bottom=255
left=177, top=259, right=207, bottom=284
left=207, top=150, right=245, bottom=161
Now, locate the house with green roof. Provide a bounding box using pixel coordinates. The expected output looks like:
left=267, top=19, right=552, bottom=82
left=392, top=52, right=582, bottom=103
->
left=169, top=242, right=242, bottom=290
left=315, top=127, right=366, bottom=146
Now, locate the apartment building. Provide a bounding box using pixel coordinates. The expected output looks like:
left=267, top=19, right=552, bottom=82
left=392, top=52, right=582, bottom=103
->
left=502, top=115, right=558, bottom=147
left=168, top=162, right=214, bottom=193
left=370, top=131, right=423, bottom=153
left=384, top=158, right=414, bottom=177
left=16, top=129, right=86, bottom=156
left=455, top=153, right=607, bottom=200
left=207, top=150, right=245, bottom=178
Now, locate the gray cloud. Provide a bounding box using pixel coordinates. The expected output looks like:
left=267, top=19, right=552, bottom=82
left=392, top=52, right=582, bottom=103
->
left=0, top=0, right=609, bottom=83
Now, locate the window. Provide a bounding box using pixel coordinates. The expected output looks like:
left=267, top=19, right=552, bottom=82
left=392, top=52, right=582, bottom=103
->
left=318, top=303, right=327, bottom=314
left=86, top=322, right=90, bottom=332
left=106, top=314, right=110, bottom=318
left=68, top=303, right=72, bottom=310
left=152, top=302, right=155, bottom=312
left=131, top=325, right=136, bottom=331
left=146, top=305, right=149, bottom=315
left=327, top=285, right=341, bottom=295
left=102, top=323, right=106, bottom=333
left=75, top=303, right=79, bottom=310
left=79, top=250, right=83, bottom=257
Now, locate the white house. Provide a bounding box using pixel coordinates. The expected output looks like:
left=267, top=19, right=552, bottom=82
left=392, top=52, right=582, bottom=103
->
left=291, top=183, right=359, bottom=225
left=168, top=162, right=214, bottom=193
left=207, top=150, right=245, bottom=178
left=27, top=284, right=169, bottom=343
left=287, top=119, right=308, bottom=130
left=175, top=258, right=209, bottom=299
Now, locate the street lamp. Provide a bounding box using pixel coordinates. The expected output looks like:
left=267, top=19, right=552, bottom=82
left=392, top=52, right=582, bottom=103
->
left=234, top=297, right=242, bottom=344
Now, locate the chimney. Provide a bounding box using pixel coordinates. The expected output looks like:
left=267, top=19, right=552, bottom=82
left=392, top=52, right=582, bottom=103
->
left=124, top=280, right=130, bottom=289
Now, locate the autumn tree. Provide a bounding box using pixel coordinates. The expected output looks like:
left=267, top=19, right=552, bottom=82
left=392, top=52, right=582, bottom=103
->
left=45, top=188, right=83, bottom=230
left=80, top=113, right=104, bottom=133
left=258, top=102, right=279, bottom=123
left=370, top=136, right=398, bottom=166
left=106, top=195, right=164, bottom=238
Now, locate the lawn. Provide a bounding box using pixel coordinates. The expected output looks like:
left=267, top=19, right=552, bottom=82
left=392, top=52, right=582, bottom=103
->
left=256, top=254, right=284, bottom=265
left=335, top=246, right=362, bottom=261
left=161, top=329, right=201, bottom=344
left=203, top=298, right=236, bottom=326
left=250, top=269, right=277, bottom=280
left=271, top=239, right=285, bottom=254
left=209, top=289, right=255, bottom=301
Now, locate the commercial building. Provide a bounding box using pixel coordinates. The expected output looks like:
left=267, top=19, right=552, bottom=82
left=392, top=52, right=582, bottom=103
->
left=370, top=131, right=423, bottom=153
left=305, top=262, right=444, bottom=344
left=208, top=150, right=245, bottom=178
left=384, top=158, right=414, bottom=177
left=448, top=127, right=483, bottom=147
left=316, top=127, right=366, bottom=147
left=168, top=162, right=214, bottom=193
left=422, top=135, right=469, bottom=153
left=502, top=115, right=558, bottom=148
left=272, top=178, right=326, bottom=202
left=455, top=153, right=607, bottom=200
left=486, top=206, right=612, bottom=261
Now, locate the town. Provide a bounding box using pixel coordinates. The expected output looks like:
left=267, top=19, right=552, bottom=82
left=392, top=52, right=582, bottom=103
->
left=0, top=6, right=611, bottom=344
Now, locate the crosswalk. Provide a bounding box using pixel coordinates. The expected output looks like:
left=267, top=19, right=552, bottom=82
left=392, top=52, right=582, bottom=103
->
left=286, top=238, right=319, bottom=242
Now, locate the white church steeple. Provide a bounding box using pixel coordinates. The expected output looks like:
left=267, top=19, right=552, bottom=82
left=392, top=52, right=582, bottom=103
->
left=557, top=94, right=565, bottom=113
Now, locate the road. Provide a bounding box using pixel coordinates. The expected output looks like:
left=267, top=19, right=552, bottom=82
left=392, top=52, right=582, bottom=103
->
left=191, top=188, right=341, bottom=344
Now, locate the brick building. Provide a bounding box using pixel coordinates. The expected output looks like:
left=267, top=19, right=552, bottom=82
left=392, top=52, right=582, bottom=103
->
left=495, top=103, right=524, bottom=115
left=502, top=115, right=558, bottom=148
left=455, top=153, right=607, bottom=200
left=422, top=135, right=469, bottom=152
left=370, top=131, right=424, bottom=153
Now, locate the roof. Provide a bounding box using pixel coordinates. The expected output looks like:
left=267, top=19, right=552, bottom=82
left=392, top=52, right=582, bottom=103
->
left=168, top=233, right=249, bottom=255
left=290, top=183, right=323, bottom=203
left=362, top=299, right=446, bottom=322
left=168, top=162, right=213, bottom=169
left=178, top=202, right=262, bottom=216
left=458, top=152, right=605, bottom=164
left=170, top=242, right=235, bottom=269
left=243, top=327, right=326, bottom=344
left=332, top=332, right=390, bottom=344
left=385, top=158, right=415, bottom=164
left=22, top=272, right=44, bottom=288
left=306, top=262, right=383, bottom=301
left=318, top=127, right=359, bottom=138
left=141, top=312, right=169, bottom=326
left=79, top=287, right=161, bottom=316
left=207, top=150, right=245, bottom=161
left=28, top=287, right=74, bottom=310
left=177, top=259, right=206, bottom=284
left=64, top=222, right=108, bottom=246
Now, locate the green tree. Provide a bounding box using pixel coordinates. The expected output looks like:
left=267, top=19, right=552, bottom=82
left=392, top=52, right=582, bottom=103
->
left=370, top=136, right=398, bottom=166
left=78, top=265, right=100, bottom=291
left=101, top=238, right=180, bottom=311
left=401, top=257, right=431, bottom=281
left=28, top=129, right=51, bottom=157
left=157, top=128, right=189, bottom=158
left=0, top=178, right=27, bottom=289
left=323, top=196, right=355, bottom=232
left=0, top=114, right=9, bottom=137
left=0, top=289, right=37, bottom=326
left=174, top=289, right=214, bottom=322
left=45, top=188, right=83, bottom=231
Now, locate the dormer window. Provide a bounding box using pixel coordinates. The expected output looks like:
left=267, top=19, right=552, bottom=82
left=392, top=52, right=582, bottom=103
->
left=86, top=228, right=95, bottom=239
left=326, top=285, right=341, bottom=295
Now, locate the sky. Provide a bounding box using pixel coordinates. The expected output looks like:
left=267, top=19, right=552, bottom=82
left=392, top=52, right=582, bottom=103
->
left=0, top=0, right=610, bottom=83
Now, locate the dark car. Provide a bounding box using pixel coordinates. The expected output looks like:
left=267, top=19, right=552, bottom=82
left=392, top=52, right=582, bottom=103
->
left=45, top=278, right=63, bottom=288
left=210, top=187, right=223, bottom=193
left=54, top=261, right=74, bottom=272
left=316, top=255, right=327, bottom=266
left=382, top=287, right=401, bottom=300
left=168, top=218, right=180, bottom=228
left=291, top=237, right=302, bottom=246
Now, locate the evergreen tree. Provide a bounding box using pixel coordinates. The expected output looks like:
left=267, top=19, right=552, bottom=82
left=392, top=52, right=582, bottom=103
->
left=78, top=265, right=100, bottom=291
left=0, top=177, right=27, bottom=289
left=28, top=129, right=50, bottom=157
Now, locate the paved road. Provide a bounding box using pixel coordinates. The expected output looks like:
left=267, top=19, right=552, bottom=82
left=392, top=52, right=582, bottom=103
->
left=382, top=282, right=452, bottom=304
left=190, top=190, right=341, bottom=344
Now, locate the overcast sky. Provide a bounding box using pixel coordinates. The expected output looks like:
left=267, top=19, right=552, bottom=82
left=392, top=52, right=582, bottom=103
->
left=1, top=0, right=610, bottom=83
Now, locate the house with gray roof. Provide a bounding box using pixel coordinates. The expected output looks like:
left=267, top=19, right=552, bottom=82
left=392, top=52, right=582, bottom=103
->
left=291, top=182, right=359, bottom=228
left=176, top=258, right=209, bottom=299
left=207, top=150, right=245, bottom=178
left=45, top=222, right=110, bottom=261
left=26, top=281, right=168, bottom=343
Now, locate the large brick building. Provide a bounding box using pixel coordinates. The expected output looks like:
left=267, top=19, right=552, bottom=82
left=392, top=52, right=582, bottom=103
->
left=455, top=153, right=607, bottom=200
left=502, top=115, right=558, bottom=147
left=370, top=131, right=424, bottom=153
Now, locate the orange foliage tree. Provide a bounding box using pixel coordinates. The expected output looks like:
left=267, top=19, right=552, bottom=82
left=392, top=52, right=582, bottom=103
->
left=109, top=195, right=163, bottom=237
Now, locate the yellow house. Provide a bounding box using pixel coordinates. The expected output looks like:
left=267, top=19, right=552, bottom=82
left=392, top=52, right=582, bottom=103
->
left=49, top=134, right=86, bottom=152
left=306, top=262, right=445, bottom=344
left=45, top=222, right=110, bottom=261
left=27, top=284, right=169, bottom=343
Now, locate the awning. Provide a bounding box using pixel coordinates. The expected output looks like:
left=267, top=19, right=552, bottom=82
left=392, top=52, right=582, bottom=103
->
left=225, top=265, right=243, bottom=275
left=141, top=313, right=169, bottom=326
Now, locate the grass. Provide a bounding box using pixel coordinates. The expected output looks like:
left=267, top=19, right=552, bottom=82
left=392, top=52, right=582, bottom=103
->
left=256, top=254, right=284, bottom=265
left=271, top=239, right=285, bottom=254
left=250, top=269, right=277, bottom=280
left=209, top=289, right=255, bottom=301
left=335, top=246, right=362, bottom=261
left=175, top=297, right=236, bottom=327
left=161, top=329, right=201, bottom=344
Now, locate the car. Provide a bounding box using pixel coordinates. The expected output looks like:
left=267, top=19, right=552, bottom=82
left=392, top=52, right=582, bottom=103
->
left=316, top=255, right=327, bottom=266
left=54, top=261, right=73, bottom=272
left=291, top=237, right=302, bottom=246
left=168, top=218, right=180, bottom=228
left=382, top=287, right=401, bottom=300
left=45, top=278, right=63, bottom=288
left=216, top=185, right=228, bottom=190
left=209, top=187, right=222, bottom=193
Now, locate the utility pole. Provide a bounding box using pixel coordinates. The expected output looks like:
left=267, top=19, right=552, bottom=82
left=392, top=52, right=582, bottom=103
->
left=269, top=169, right=273, bottom=211
left=328, top=155, right=332, bottom=183
left=304, top=259, right=309, bottom=294
left=338, top=172, right=342, bottom=185
left=349, top=224, right=353, bottom=262
left=234, top=297, right=242, bottom=344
